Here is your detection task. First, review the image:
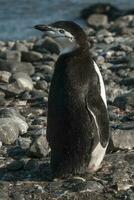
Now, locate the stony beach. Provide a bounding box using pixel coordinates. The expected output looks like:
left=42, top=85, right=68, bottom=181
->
left=0, top=3, right=134, bottom=200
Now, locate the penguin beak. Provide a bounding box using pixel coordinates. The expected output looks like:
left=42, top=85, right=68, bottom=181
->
left=34, top=24, right=54, bottom=32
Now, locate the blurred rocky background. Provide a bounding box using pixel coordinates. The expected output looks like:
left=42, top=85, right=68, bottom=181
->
left=0, top=1, right=134, bottom=199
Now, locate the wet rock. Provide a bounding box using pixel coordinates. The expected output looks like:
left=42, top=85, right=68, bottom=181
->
left=21, top=51, right=43, bottom=62
left=112, top=129, right=134, bottom=149
left=87, top=14, right=108, bottom=28
left=6, top=50, right=21, bottom=62
left=0, top=59, right=35, bottom=75
left=0, top=71, right=11, bottom=83
left=10, top=72, right=33, bottom=91
left=29, top=135, right=49, bottom=158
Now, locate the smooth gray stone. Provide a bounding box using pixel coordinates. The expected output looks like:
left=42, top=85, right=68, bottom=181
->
left=10, top=72, right=33, bottom=91
left=0, top=59, right=35, bottom=75
left=21, top=51, right=43, bottom=62
left=29, top=135, right=49, bottom=158
left=87, top=14, right=108, bottom=28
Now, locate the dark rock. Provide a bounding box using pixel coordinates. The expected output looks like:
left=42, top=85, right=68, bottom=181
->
left=34, top=37, right=59, bottom=54
left=81, top=3, right=122, bottom=21
left=39, top=64, right=53, bottom=74
left=87, top=14, right=108, bottom=28
left=119, top=78, right=134, bottom=87
left=112, top=129, right=134, bottom=149
left=21, top=51, right=43, bottom=62
left=24, top=159, right=39, bottom=170
left=29, top=135, right=49, bottom=158
left=30, top=128, right=47, bottom=137
left=32, top=87, right=48, bottom=98
left=19, top=91, right=31, bottom=100
left=113, top=91, right=134, bottom=110
left=10, top=72, right=33, bottom=91
left=35, top=80, right=48, bottom=90
left=0, top=59, right=35, bottom=75
left=7, top=160, right=24, bottom=171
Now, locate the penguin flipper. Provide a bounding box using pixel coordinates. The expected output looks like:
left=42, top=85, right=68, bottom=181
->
left=85, top=93, right=110, bottom=148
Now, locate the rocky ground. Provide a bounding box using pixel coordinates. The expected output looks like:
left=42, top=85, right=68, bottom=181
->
left=0, top=3, right=134, bottom=200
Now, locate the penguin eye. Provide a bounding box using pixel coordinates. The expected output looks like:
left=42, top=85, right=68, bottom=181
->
left=59, top=29, right=65, bottom=34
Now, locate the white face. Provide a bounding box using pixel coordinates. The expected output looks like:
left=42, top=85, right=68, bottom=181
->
left=45, top=27, right=79, bottom=55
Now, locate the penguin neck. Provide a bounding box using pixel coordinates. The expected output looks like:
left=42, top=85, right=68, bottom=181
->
left=59, top=41, right=89, bottom=59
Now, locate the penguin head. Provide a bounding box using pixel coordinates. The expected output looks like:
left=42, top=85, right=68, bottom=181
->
left=34, top=21, right=87, bottom=54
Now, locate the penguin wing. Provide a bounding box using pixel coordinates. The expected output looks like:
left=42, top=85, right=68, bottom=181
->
left=85, top=92, right=109, bottom=148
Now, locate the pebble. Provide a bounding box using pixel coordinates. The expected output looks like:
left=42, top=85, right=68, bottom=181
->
left=39, top=37, right=59, bottom=54
left=0, top=119, right=19, bottom=144
left=12, top=42, right=28, bottom=52
left=87, top=14, right=108, bottom=28
left=0, top=59, right=35, bottom=75
left=6, top=50, right=21, bottom=62
left=17, top=137, right=31, bottom=149
left=21, top=51, right=43, bottom=62
left=0, top=71, right=11, bottom=83
left=29, top=135, right=49, bottom=158
left=10, top=72, right=33, bottom=91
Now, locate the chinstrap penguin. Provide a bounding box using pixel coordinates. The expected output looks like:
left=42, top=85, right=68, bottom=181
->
left=34, top=21, right=110, bottom=177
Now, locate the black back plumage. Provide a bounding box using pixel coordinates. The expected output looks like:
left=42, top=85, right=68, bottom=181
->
left=46, top=21, right=109, bottom=177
